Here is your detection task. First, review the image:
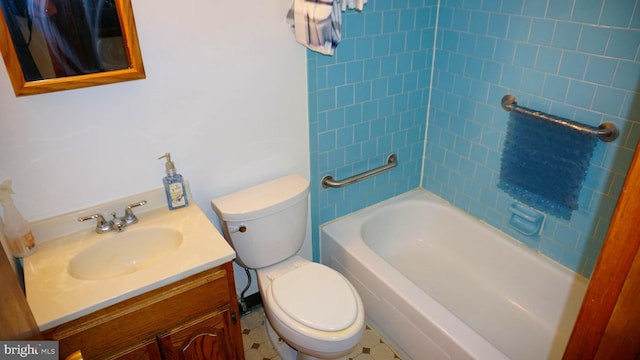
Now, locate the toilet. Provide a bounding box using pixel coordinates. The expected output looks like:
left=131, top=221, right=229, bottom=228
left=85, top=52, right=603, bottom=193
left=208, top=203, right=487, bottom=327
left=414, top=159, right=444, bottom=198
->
left=212, top=174, right=364, bottom=360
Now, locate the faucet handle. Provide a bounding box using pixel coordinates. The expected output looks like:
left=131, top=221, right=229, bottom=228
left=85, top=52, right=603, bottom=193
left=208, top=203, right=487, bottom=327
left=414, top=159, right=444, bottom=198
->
left=123, top=200, right=147, bottom=225
left=78, top=214, right=112, bottom=233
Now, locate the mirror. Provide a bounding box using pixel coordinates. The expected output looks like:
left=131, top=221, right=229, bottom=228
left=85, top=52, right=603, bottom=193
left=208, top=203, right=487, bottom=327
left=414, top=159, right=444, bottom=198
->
left=0, top=0, right=144, bottom=96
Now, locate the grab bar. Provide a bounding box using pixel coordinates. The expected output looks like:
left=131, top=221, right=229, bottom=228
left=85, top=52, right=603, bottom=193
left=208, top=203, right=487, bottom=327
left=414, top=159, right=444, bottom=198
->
left=501, top=94, right=619, bottom=142
left=322, top=154, right=398, bottom=188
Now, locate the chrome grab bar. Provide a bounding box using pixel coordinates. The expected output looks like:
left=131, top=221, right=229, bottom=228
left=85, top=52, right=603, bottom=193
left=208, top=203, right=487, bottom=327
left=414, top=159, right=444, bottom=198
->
left=501, top=94, right=619, bottom=142
left=321, top=154, right=398, bottom=189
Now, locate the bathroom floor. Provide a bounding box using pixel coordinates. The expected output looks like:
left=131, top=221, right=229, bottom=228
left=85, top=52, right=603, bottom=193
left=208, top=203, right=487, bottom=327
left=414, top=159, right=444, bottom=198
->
left=241, top=306, right=402, bottom=360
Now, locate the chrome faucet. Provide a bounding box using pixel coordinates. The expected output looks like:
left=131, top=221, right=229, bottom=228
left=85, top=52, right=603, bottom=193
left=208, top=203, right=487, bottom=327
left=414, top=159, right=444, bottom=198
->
left=78, top=200, right=147, bottom=233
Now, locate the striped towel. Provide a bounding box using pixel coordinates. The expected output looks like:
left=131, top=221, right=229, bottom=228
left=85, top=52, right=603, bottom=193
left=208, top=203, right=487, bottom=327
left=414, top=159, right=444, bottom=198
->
left=286, top=0, right=367, bottom=56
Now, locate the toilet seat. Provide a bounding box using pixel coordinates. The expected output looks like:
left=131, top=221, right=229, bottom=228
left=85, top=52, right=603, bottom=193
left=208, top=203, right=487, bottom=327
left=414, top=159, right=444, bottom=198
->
left=270, top=262, right=358, bottom=332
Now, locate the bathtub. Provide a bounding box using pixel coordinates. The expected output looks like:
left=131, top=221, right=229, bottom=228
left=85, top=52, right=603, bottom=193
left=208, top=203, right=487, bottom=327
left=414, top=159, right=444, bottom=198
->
left=321, top=189, right=587, bottom=360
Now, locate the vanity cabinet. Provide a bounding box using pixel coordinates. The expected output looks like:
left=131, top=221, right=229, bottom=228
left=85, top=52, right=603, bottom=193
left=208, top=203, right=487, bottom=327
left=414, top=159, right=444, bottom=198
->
left=42, top=263, right=244, bottom=360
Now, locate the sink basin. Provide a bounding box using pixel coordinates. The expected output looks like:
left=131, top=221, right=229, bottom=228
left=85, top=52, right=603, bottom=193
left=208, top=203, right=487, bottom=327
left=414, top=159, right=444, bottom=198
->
left=68, top=227, right=183, bottom=280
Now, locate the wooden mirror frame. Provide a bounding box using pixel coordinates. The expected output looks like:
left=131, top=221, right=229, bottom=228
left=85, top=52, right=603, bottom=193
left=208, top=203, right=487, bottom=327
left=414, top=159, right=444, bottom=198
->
left=0, top=0, right=145, bottom=96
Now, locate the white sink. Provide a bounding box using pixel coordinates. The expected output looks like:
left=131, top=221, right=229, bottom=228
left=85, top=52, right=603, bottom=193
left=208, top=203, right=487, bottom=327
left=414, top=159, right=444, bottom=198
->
left=67, top=227, right=183, bottom=280
left=24, top=187, right=236, bottom=331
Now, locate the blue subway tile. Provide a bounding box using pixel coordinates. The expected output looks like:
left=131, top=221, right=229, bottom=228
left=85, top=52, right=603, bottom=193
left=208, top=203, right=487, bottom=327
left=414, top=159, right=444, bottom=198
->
left=337, top=39, right=356, bottom=62
left=346, top=61, right=364, bottom=83
left=410, top=51, right=431, bottom=71
left=363, top=100, right=379, bottom=120
left=364, top=58, right=382, bottom=80
left=337, top=126, right=354, bottom=147
left=406, top=30, right=422, bottom=51
left=465, top=57, right=484, bottom=79
left=452, top=8, right=471, bottom=31
left=317, top=88, right=336, bottom=111
left=552, top=22, right=582, bottom=50
left=404, top=72, right=419, bottom=92
left=344, top=104, right=362, bottom=123
left=502, top=0, right=523, bottom=14
left=584, top=56, right=618, bottom=85
left=613, top=60, right=640, bottom=91
left=400, top=8, right=417, bottom=30
left=373, top=34, right=391, bottom=57
left=529, top=19, right=555, bottom=46
left=522, top=0, right=547, bottom=17
left=632, top=5, right=640, bottom=28
left=482, top=0, right=502, bottom=12
left=337, top=84, right=355, bottom=107
left=383, top=10, right=401, bottom=33
left=365, top=12, right=383, bottom=35
left=354, top=81, right=372, bottom=102
left=507, top=16, right=531, bottom=41
left=535, top=47, right=562, bottom=73
left=559, top=51, right=588, bottom=79
left=592, top=86, right=626, bottom=116
left=482, top=60, right=502, bottom=82
left=542, top=75, right=569, bottom=100
left=577, top=26, right=610, bottom=55
left=494, top=40, right=516, bottom=63
left=438, top=6, right=454, bottom=29
left=606, top=29, right=640, bottom=60
left=318, top=131, right=336, bottom=152
left=521, top=69, right=545, bottom=95
left=355, top=37, right=374, bottom=59
left=442, top=29, right=460, bottom=51
left=388, top=75, right=404, bottom=95
left=416, top=7, right=432, bottom=28
left=390, top=32, right=407, bottom=54
left=475, top=36, right=496, bottom=59
left=345, top=13, right=365, bottom=37
left=372, top=78, right=388, bottom=99
left=327, top=108, right=345, bottom=130
left=398, top=53, right=413, bottom=73
left=572, top=0, right=603, bottom=23
left=566, top=80, right=596, bottom=108
left=546, top=0, right=574, bottom=20
left=599, top=0, right=635, bottom=27
left=327, top=64, right=346, bottom=87
left=501, top=64, right=523, bottom=88
left=381, top=55, right=397, bottom=76
left=488, top=13, right=510, bottom=38
left=470, top=11, right=489, bottom=34
left=514, top=43, right=539, bottom=68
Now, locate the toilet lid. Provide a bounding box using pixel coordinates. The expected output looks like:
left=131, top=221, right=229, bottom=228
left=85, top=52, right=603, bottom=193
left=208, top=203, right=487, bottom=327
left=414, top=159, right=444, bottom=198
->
left=270, top=263, right=357, bottom=332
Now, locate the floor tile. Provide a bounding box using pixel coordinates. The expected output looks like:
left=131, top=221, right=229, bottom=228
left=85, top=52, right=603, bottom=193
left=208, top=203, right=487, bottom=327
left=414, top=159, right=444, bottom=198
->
left=240, top=307, right=401, bottom=360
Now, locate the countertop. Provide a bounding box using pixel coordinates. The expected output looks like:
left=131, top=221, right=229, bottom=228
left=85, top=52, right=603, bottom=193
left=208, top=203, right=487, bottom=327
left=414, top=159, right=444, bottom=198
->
left=23, top=188, right=235, bottom=331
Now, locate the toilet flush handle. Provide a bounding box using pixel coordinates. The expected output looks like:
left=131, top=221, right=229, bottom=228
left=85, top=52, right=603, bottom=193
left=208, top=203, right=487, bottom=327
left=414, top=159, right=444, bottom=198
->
left=227, top=224, right=247, bottom=233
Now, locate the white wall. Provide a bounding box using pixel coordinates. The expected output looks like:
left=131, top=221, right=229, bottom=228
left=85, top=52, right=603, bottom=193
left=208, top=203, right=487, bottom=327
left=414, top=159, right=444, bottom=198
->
left=0, top=0, right=310, bottom=296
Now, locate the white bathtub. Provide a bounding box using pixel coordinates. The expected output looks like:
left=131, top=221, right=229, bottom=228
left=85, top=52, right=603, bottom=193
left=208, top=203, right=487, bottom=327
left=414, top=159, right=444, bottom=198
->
left=321, top=189, right=587, bottom=360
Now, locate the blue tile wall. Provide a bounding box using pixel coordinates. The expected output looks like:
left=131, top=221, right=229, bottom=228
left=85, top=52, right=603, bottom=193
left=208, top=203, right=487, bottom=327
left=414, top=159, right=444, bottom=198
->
left=424, top=0, right=640, bottom=276
left=308, top=1, right=438, bottom=260
left=307, top=0, right=640, bottom=277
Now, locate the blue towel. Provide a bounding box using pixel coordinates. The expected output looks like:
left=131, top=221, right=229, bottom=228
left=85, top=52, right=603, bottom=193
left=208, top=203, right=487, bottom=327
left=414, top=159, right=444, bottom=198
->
left=498, top=110, right=598, bottom=220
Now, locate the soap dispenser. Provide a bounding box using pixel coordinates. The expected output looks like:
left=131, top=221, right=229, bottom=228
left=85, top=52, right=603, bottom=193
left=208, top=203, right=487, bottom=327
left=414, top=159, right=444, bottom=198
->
left=0, top=179, right=36, bottom=257
left=158, top=153, right=189, bottom=210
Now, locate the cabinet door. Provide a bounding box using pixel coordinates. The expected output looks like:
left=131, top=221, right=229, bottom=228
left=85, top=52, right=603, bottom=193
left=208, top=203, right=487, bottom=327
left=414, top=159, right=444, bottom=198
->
left=101, top=338, right=162, bottom=360
left=105, top=338, right=162, bottom=360
left=159, top=310, right=235, bottom=360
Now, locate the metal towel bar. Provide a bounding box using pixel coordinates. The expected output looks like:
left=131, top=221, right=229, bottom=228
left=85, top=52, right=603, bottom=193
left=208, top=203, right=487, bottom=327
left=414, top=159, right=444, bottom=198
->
left=501, top=94, right=619, bottom=142
left=321, top=154, right=397, bottom=188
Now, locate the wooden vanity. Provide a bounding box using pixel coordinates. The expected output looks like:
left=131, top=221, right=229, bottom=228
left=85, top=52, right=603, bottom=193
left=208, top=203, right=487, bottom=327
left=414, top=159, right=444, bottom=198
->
left=42, top=262, right=245, bottom=360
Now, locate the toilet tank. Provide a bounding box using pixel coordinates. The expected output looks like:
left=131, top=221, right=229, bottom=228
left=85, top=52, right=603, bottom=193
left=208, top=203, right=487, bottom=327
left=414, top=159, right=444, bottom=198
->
left=211, top=174, right=310, bottom=269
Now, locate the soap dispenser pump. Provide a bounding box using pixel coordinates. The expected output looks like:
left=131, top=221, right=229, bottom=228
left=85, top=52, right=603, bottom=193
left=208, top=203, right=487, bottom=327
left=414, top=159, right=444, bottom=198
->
left=158, top=153, right=189, bottom=210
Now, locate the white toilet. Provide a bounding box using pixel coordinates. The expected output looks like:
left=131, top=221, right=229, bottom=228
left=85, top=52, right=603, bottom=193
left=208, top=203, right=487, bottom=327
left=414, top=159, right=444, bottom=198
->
left=212, top=174, right=364, bottom=360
